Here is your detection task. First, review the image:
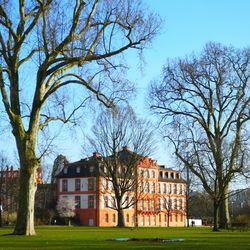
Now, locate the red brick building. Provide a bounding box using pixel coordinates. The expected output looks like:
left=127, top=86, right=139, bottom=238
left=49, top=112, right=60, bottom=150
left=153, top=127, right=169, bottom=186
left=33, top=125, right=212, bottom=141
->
left=56, top=149, right=186, bottom=227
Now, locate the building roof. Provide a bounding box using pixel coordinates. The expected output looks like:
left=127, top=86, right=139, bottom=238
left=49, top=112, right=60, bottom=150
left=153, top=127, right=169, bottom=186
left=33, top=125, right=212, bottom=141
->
left=56, top=147, right=186, bottom=183
left=56, top=154, right=101, bottom=178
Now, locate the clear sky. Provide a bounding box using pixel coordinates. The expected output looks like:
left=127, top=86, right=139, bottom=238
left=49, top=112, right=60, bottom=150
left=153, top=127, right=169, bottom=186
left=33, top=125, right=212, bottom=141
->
left=1, top=0, right=250, bottom=169
left=128, top=0, right=250, bottom=166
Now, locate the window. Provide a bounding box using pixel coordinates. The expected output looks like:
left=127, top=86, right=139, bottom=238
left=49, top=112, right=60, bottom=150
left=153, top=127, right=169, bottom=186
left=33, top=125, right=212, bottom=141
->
left=165, top=172, right=168, bottom=178
left=75, top=196, right=81, bottom=209
left=76, top=166, right=80, bottom=173
left=151, top=170, right=155, bottom=178
left=151, top=200, right=155, bottom=211
left=163, top=184, right=166, bottom=193
left=141, top=216, right=145, bottom=226
left=105, top=214, right=109, bottom=223
left=88, top=178, right=95, bottom=191
left=140, top=200, right=144, bottom=210
left=170, top=172, right=174, bottom=179
left=159, top=214, right=161, bottom=223
left=179, top=199, right=183, bottom=210
left=75, top=179, right=81, bottom=191
left=158, top=198, right=161, bottom=210
left=89, top=166, right=94, bottom=174
left=174, top=184, right=177, bottom=194
left=168, top=184, right=172, bottom=194
left=151, top=183, right=155, bottom=193
left=63, top=168, right=67, bottom=174
left=88, top=195, right=95, bottom=208
left=145, top=200, right=149, bottom=211
left=132, top=215, right=135, bottom=225
left=181, top=214, right=183, bottom=222
left=158, top=183, right=161, bottom=193
left=159, top=171, right=163, bottom=178
left=152, top=215, right=156, bottom=226
left=174, top=199, right=177, bottom=209
left=126, top=214, right=129, bottom=223
left=104, top=196, right=108, bottom=208
left=112, top=214, right=116, bottom=223
left=62, top=179, right=68, bottom=192
left=175, top=214, right=178, bottom=222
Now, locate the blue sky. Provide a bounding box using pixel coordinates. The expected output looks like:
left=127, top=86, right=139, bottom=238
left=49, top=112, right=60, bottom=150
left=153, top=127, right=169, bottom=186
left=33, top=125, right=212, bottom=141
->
left=127, top=0, right=250, bottom=166
left=2, top=0, right=250, bottom=169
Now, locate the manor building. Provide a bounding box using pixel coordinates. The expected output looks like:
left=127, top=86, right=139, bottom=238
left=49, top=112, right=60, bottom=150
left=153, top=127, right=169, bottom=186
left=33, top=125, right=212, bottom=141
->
left=56, top=147, right=186, bottom=227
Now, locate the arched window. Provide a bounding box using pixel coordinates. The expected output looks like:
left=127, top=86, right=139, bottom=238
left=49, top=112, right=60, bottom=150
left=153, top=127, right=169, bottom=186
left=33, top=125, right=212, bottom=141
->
left=141, top=216, right=145, bottom=226
left=152, top=215, right=156, bottom=226
left=105, top=214, right=109, bottom=223
left=112, top=214, right=116, bottom=223
left=174, top=184, right=177, bottom=194
left=151, top=170, right=155, bottom=178
left=146, top=200, right=150, bottom=211
left=174, top=199, right=177, bottom=209
left=179, top=199, right=183, bottom=209
left=165, top=172, right=168, bottom=178
left=151, top=200, right=155, bottom=211
left=126, top=214, right=129, bottom=223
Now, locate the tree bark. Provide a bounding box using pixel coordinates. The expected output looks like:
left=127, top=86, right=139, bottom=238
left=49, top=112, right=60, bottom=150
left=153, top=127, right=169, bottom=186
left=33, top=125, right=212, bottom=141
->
left=213, top=201, right=219, bottom=232
left=219, top=188, right=230, bottom=229
left=116, top=198, right=125, bottom=227
left=13, top=138, right=38, bottom=235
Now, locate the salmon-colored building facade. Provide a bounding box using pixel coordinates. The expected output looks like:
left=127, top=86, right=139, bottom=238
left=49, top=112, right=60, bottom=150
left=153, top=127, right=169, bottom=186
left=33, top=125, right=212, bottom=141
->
left=56, top=148, right=186, bottom=227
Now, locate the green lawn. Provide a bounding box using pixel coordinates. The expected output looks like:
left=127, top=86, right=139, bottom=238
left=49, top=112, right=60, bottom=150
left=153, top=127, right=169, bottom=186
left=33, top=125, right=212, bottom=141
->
left=0, top=226, right=249, bottom=250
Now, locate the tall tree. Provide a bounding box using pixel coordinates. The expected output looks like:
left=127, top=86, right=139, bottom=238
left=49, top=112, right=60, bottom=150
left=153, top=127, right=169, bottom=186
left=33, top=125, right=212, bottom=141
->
left=0, top=0, right=160, bottom=235
left=150, top=43, right=250, bottom=231
left=89, top=106, right=154, bottom=227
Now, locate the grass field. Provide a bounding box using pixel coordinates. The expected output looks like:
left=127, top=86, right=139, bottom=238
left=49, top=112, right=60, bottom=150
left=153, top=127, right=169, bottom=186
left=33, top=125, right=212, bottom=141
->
left=0, top=226, right=249, bottom=250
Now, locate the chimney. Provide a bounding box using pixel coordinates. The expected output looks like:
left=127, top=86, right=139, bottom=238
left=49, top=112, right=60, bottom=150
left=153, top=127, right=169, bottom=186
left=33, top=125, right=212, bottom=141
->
left=93, top=152, right=100, bottom=157
left=123, top=146, right=130, bottom=151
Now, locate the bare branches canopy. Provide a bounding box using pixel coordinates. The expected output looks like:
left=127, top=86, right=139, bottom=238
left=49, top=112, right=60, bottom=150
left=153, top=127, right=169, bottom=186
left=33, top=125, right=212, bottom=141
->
left=0, top=0, right=160, bottom=235
left=150, top=42, right=250, bottom=230
left=88, top=106, right=155, bottom=227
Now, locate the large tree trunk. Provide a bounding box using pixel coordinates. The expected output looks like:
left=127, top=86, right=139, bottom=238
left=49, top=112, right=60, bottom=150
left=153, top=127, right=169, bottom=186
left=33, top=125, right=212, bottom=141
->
left=116, top=197, right=125, bottom=227
left=117, top=209, right=125, bottom=227
left=213, top=201, right=219, bottom=232
left=219, top=189, right=230, bottom=229
left=13, top=138, right=38, bottom=235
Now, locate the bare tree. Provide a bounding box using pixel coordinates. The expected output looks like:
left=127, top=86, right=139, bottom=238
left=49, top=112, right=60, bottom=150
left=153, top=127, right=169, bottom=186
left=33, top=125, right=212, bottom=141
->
left=89, top=106, right=154, bottom=227
left=150, top=42, right=250, bottom=231
left=0, top=0, right=160, bottom=235
left=56, top=197, right=75, bottom=226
